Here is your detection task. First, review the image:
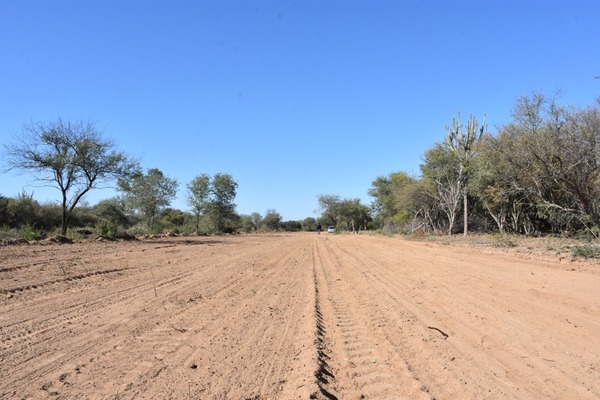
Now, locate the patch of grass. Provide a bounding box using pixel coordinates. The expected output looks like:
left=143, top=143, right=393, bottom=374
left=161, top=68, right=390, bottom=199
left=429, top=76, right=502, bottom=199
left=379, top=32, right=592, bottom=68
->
left=0, top=225, right=19, bottom=239
left=571, top=245, right=600, bottom=259
left=491, top=234, right=518, bottom=248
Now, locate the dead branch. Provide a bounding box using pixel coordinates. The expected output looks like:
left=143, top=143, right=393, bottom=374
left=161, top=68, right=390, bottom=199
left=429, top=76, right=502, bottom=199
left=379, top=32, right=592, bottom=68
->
left=171, top=324, right=187, bottom=333
left=428, top=326, right=449, bottom=339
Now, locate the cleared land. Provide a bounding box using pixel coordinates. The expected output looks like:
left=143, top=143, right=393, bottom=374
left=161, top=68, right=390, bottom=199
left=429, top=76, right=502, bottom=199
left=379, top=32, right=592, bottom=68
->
left=1, top=233, right=599, bottom=399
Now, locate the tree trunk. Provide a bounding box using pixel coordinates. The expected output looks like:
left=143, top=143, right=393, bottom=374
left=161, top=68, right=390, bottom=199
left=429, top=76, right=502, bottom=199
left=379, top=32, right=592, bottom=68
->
left=61, top=190, right=68, bottom=235
left=463, top=190, right=468, bottom=236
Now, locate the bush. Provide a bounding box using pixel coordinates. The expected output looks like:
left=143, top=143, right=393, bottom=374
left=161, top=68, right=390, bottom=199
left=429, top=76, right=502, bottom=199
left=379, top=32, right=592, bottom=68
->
left=21, top=224, right=43, bottom=241
left=96, top=219, right=119, bottom=239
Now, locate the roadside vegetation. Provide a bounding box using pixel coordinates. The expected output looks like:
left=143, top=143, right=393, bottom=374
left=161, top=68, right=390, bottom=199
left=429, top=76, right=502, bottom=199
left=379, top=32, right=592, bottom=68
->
left=2, top=92, right=600, bottom=247
left=369, top=92, right=600, bottom=241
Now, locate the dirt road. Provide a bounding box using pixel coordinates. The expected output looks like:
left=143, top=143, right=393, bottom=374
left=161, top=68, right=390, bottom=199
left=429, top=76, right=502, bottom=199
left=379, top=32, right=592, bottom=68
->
left=1, top=234, right=599, bottom=399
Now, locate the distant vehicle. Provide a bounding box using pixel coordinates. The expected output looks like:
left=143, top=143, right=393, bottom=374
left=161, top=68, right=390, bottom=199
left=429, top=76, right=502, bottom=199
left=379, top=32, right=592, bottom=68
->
left=327, top=226, right=335, bottom=233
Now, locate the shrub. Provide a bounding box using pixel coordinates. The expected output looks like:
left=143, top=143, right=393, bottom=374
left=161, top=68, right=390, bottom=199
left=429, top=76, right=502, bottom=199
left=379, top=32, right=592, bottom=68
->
left=96, top=219, right=119, bottom=239
left=21, top=224, right=43, bottom=241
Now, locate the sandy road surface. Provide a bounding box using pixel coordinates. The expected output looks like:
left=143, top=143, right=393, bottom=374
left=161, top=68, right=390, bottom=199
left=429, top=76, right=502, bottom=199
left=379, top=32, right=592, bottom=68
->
left=1, top=233, right=599, bottom=399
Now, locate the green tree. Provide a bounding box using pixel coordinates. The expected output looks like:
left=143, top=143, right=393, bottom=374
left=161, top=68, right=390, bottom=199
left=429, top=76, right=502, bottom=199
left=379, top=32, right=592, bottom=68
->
left=160, top=208, right=187, bottom=231
left=263, top=209, right=282, bottom=231
left=239, top=214, right=255, bottom=233
left=470, top=134, right=533, bottom=233
left=93, top=197, right=130, bottom=228
left=250, top=212, right=262, bottom=232
left=317, top=194, right=371, bottom=232
left=338, top=198, right=370, bottom=232
left=317, top=194, right=342, bottom=226
left=4, top=119, right=136, bottom=234
left=281, top=220, right=302, bottom=231
left=187, top=174, right=211, bottom=232
left=369, top=171, right=417, bottom=232
left=302, top=217, right=317, bottom=231
left=444, top=112, right=486, bottom=236
left=118, top=168, right=178, bottom=232
left=207, top=173, right=238, bottom=233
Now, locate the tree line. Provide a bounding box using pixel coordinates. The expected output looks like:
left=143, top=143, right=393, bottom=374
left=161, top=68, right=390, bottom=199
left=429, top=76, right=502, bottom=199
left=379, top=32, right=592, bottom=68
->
left=2, top=92, right=599, bottom=239
left=0, top=119, right=322, bottom=237
left=370, top=93, right=600, bottom=237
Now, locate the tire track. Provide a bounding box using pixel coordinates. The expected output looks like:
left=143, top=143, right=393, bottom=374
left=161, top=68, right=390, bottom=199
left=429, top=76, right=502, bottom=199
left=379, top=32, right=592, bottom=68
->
left=0, top=267, right=127, bottom=295
left=312, top=238, right=431, bottom=399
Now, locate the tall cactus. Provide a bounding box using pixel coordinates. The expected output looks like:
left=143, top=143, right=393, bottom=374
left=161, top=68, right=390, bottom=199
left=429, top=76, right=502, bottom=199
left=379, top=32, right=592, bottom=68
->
left=444, top=112, right=486, bottom=236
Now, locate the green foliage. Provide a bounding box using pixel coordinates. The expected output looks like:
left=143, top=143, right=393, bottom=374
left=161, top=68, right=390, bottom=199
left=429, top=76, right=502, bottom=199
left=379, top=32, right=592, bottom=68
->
left=571, top=245, right=600, bottom=259
left=187, top=174, right=211, bottom=232
left=118, top=168, right=178, bottom=232
left=0, top=196, right=9, bottom=226
left=262, top=209, right=282, bottom=231
left=250, top=212, right=262, bottom=232
left=160, top=208, right=186, bottom=229
left=94, top=198, right=130, bottom=227
left=21, top=223, right=43, bottom=241
left=444, top=112, right=486, bottom=236
left=317, top=194, right=371, bottom=232
left=302, top=217, right=317, bottom=231
left=186, top=173, right=239, bottom=234
left=392, top=210, right=410, bottom=225
left=4, top=119, right=137, bottom=235
left=239, top=215, right=256, bottom=233
left=36, top=202, right=63, bottom=230
left=96, top=219, right=119, bottom=239
left=281, top=220, right=302, bottom=232
left=209, top=173, right=239, bottom=233
left=6, top=191, right=40, bottom=228
left=369, top=172, right=417, bottom=230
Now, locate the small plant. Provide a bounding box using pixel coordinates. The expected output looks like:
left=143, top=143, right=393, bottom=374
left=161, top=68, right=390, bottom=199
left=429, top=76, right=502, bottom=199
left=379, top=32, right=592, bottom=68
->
left=21, top=224, right=43, bottom=241
left=571, top=245, right=600, bottom=259
left=96, top=219, right=119, bottom=239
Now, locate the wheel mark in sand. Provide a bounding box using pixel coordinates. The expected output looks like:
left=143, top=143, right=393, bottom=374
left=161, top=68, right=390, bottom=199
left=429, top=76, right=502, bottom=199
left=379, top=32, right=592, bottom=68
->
left=0, top=268, right=127, bottom=295
left=313, top=239, right=433, bottom=399
left=312, top=245, right=339, bottom=400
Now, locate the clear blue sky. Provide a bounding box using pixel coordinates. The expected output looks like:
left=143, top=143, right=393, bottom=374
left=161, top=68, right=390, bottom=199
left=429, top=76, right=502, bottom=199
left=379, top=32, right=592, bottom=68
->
left=1, top=1, right=599, bottom=221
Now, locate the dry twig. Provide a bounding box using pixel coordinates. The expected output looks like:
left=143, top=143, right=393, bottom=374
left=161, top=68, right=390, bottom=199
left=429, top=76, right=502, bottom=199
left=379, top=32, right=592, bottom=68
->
left=428, top=326, right=449, bottom=339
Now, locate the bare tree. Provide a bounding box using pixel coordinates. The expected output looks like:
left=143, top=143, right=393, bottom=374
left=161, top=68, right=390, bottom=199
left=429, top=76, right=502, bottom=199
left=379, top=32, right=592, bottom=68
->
left=421, top=143, right=463, bottom=235
left=500, top=93, right=600, bottom=232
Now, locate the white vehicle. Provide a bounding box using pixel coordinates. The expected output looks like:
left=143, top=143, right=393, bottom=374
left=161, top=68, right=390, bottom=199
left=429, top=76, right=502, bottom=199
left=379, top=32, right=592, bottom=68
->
left=327, top=226, right=335, bottom=233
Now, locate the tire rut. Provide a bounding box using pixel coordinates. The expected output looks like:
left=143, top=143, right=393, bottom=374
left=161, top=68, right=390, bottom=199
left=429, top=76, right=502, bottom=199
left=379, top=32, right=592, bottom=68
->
left=311, top=238, right=431, bottom=400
